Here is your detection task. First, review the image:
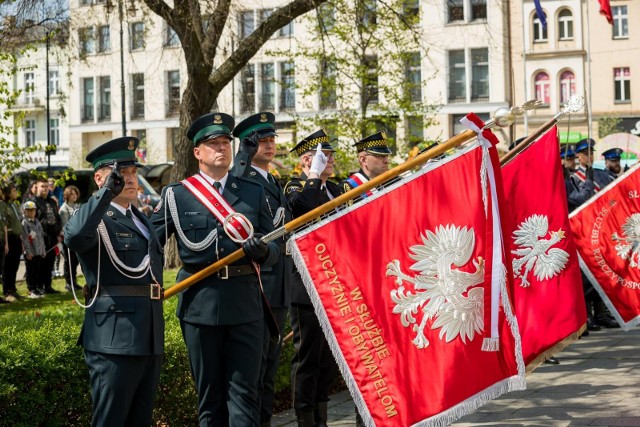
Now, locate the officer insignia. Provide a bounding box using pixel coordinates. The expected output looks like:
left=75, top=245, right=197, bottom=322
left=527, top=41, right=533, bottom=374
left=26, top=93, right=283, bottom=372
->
left=511, top=214, right=569, bottom=287
left=260, top=113, right=268, bottom=122
left=213, top=114, right=223, bottom=124
left=127, top=139, right=135, bottom=150
left=387, top=224, right=485, bottom=349
left=249, top=171, right=257, bottom=176
left=611, top=213, right=640, bottom=268
left=381, top=130, right=387, bottom=139
left=231, top=182, right=238, bottom=189
left=107, top=210, right=114, bottom=216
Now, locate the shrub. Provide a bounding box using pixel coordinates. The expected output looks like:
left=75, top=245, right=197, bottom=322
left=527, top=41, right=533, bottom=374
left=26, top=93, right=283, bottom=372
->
left=0, top=279, right=295, bottom=426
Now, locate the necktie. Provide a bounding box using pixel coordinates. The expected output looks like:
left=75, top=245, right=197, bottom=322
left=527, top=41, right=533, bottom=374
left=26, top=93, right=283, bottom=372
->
left=213, top=181, right=222, bottom=193
left=268, top=174, right=275, bottom=184
left=125, top=209, right=132, bottom=219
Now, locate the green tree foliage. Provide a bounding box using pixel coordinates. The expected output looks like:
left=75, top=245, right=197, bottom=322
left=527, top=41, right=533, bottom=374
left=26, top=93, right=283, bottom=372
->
left=598, top=115, right=623, bottom=138
left=275, top=0, right=439, bottom=174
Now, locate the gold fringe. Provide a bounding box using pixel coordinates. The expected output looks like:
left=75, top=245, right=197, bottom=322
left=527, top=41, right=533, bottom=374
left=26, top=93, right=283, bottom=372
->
left=525, top=322, right=587, bottom=375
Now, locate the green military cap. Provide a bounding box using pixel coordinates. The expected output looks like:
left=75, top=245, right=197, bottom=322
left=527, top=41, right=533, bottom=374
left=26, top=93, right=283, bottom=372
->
left=290, top=129, right=336, bottom=157
left=233, top=112, right=277, bottom=140
left=86, top=136, right=142, bottom=170
left=354, top=131, right=392, bottom=155
left=187, top=112, right=235, bottom=146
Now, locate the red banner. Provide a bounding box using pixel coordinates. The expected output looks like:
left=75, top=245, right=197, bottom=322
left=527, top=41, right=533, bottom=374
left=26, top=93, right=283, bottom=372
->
left=598, top=0, right=613, bottom=24
left=290, top=140, right=524, bottom=426
left=570, top=163, right=640, bottom=330
left=502, top=127, right=586, bottom=370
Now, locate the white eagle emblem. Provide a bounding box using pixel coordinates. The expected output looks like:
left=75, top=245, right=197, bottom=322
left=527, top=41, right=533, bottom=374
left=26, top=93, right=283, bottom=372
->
left=511, top=214, right=569, bottom=287
left=611, top=213, right=640, bottom=268
left=386, top=225, right=485, bottom=349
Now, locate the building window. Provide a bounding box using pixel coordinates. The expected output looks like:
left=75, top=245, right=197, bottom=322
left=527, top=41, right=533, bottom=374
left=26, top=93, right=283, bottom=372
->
left=98, top=25, right=110, bottom=52
left=99, top=76, right=111, bottom=121
left=279, top=21, right=293, bottom=37
left=533, top=12, right=547, bottom=42
left=24, top=119, right=36, bottom=147
left=259, top=8, right=273, bottom=24
left=612, top=6, right=628, bottom=39
left=260, top=63, right=275, bottom=110
left=319, top=60, right=337, bottom=110
left=79, top=27, right=96, bottom=55
left=407, top=116, right=424, bottom=147
left=50, top=118, right=59, bottom=146
left=534, top=71, right=550, bottom=105
left=614, top=67, right=630, bottom=102
left=130, top=22, right=145, bottom=50
left=402, top=0, right=420, bottom=20
left=557, top=9, right=573, bottom=40
left=448, top=0, right=464, bottom=22
left=167, top=70, right=180, bottom=115
left=240, top=64, right=255, bottom=114
left=471, top=48, right=488, bottom=101
left=318, top=3, right=335, bottom=31
left=364, top=55, right=379, bottom=104
left=362, top=0, right=377, bottom=26
left=48, top=70, right=59, bottom=96
left=280, top=62, right=295, bottom=111
left=165, top=24, right=179, bottom=46
left=404, top=52, right=422, bottom=103
left=448, top=50, right=466, bottom=102
left=131, top=73, right=145, bottom=118
left=559, top=70, right=575, bottom=105
left=82, top=77, right=94, bottom=121
left=471, top=0, right=486, bottom=20
left=240, top=11, right=255, bottom=39
left=24, top=73, right=35, bottom=104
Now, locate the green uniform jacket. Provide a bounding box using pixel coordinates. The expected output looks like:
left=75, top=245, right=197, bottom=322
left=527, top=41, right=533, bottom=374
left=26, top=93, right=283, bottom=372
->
left=231, top=156, right=292, bottom=309
left=152, top=173, right=279, bottom=326
left=64, top=187, right=164, bottom=356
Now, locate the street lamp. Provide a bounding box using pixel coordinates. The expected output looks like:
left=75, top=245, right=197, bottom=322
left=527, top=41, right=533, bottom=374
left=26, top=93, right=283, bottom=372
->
left=105, top=0, right=136, bottom=136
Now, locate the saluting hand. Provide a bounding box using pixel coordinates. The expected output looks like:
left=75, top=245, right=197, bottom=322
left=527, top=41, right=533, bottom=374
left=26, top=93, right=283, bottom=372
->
left=309, top=143, right=328, bottom=176
left=240, top=132, right=260, bottom=159
left=104, top=162, right=124, bottom=196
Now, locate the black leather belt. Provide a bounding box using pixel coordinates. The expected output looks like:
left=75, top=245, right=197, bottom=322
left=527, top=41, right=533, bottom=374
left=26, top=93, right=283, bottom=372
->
left=278, top=242, right=291, bottom=256
left=182, top=263, right=255, bottom=279
left=90, top=284, right=163, bottom=300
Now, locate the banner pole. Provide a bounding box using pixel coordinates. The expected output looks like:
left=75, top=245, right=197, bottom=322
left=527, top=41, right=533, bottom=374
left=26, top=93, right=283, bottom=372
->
left=163, top=100, right=542, bottom=300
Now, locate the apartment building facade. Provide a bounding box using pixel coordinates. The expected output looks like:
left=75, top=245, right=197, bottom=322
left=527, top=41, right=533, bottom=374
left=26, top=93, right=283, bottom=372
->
left=3, top=0, right=637, bottom=171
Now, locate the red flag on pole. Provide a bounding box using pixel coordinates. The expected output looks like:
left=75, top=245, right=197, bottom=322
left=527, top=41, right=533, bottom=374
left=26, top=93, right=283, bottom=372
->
left=290, top=127, right=525, bottom=426
left=570, top=163, right=640, bottom=330
left=598, top=0, right=613, bottom=24
left=502, top=126, right=586, bottom=370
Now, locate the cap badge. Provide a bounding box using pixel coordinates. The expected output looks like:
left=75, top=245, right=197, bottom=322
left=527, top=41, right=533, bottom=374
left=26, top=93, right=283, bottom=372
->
left=381, top=130, right=387, bottom=139
left=213, top=114, right=223, bottom=124
left=260, top=113, right=268, bottom=123
left=128, top=139, right=135, bottom=150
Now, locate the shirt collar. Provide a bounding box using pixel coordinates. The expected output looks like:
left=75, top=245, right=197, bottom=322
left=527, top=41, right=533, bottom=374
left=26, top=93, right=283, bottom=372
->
left=110, top=202, right=131, bottom=216
left=199, top=170, right=228, bottom=192
left=252, top=166, right=269, bottom=182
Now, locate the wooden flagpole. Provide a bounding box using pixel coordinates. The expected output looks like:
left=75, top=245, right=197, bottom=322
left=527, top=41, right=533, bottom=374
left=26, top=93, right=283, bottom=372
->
left=163, top=101, right=542, bottom=300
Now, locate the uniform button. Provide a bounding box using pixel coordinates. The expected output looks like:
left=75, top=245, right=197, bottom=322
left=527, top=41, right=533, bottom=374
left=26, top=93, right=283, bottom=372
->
left=220, top=248, right=225, bottom=253
left=109, top=304, right=115, bottom=310
left=124, top=244, right=129, bottom=248
left=190, top=224, right=193, bottom=227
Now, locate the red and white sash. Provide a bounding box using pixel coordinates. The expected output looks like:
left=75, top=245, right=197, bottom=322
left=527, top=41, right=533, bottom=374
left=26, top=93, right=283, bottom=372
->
left=181, top=174, right=253, bottom=242
left=573, top=168, right=601, bottom=192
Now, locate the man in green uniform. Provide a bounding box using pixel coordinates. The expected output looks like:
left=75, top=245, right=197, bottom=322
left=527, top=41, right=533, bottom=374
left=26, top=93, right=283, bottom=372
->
left=231, top=112, right=292, bottom=426
left=64, top=137, right=164, bottom=427
left=152, top=112, right=280, bottom=426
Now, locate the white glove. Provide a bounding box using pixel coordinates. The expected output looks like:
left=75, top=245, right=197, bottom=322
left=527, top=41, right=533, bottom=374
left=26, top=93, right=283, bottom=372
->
left=29, top=231, right=37, bottom=239
left=309, top=143, right=328, bottom=176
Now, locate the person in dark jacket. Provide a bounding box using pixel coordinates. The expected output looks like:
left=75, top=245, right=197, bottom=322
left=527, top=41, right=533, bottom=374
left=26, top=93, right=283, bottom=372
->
left=64, top=137, right=164, bottom=427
